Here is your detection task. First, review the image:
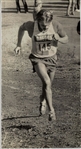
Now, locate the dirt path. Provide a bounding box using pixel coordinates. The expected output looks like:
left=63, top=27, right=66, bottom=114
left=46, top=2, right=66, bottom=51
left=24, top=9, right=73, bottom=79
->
left=1, top=7, right=80, bottom=148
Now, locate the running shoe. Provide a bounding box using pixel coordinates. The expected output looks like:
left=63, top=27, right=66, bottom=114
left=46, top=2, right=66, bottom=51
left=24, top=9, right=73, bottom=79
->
left=49, top=110, right=56, bottom=121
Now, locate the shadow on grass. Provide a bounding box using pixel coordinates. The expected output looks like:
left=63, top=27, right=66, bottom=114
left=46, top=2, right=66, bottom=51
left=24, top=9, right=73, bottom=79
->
left=6, top=124, right=35, bottom=130
left=57, top=15, right=80, bottom=19
left=2, top=115, right=40, bottom=121
left=2, top=8, right=28, bottom=13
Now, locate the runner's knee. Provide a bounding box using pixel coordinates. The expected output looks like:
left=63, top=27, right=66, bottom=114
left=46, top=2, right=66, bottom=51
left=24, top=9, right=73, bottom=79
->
left=45, top=78, right=51, bottom=91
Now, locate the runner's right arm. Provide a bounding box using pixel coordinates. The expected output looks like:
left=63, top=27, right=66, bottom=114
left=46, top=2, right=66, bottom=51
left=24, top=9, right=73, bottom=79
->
left=14, top=21, right=34, bottom=55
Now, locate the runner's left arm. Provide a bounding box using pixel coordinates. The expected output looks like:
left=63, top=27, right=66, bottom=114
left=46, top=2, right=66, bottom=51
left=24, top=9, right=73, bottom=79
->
left=53, top=20, right=68, bottom=44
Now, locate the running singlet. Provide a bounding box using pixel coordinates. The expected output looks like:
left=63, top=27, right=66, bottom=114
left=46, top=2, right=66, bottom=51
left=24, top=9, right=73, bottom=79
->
left=32, top=21, right=58, bottom=58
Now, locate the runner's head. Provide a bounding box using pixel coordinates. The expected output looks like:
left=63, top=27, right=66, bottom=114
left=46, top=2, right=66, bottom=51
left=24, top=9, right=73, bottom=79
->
left=36, top=9, right=53, bottom=31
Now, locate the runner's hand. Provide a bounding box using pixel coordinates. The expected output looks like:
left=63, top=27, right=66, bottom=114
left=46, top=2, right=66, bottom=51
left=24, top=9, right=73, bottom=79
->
left=14, top=46, right=21, bottom=55
left=53, top=33, right=60, bottom=41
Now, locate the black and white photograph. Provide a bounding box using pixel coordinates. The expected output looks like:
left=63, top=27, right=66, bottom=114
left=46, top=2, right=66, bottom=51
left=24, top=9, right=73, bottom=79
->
left=1, top=0, right=80, bottom=148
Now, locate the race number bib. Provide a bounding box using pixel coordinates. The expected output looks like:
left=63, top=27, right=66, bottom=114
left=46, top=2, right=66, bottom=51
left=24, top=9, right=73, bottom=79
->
left=34, top=34, right=54, bottom=55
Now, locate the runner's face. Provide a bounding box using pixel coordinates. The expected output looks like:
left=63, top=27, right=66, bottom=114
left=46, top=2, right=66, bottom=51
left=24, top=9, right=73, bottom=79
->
left=39, top=20, right=51, bottom=31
